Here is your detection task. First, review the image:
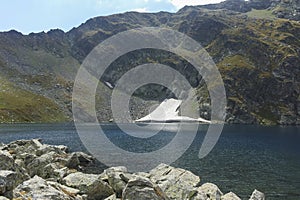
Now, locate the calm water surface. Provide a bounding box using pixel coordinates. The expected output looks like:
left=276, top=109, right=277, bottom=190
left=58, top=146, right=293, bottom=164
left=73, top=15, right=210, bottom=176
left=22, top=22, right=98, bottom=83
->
left=0, top=123, right=299, bottom=199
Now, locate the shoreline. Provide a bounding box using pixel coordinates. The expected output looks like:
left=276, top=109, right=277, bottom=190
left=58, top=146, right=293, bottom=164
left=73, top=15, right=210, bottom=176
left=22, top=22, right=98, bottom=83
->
left=0, top=122, right=299, bottom=128
left=0, top=139, right=265, bottom=200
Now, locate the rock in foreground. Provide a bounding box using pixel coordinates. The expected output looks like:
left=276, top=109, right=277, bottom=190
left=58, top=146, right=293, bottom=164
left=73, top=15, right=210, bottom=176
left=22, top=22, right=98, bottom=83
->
left=0, top=139, right=265, bottom=200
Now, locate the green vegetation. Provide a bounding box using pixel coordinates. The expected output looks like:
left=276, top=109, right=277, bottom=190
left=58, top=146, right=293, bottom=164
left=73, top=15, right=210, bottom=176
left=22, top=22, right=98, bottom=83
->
left=218, top=55, right=255, bottom=71
left=254, top=106, right=280, bottom=125
left=0, top=77, right=68, bottom=123
left=246, top=9, right=276, bottom=20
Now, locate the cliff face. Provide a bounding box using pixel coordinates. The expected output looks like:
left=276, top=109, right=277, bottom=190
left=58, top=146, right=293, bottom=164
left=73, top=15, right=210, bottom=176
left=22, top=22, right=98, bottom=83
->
left=0, top=0, right=299, bottom=125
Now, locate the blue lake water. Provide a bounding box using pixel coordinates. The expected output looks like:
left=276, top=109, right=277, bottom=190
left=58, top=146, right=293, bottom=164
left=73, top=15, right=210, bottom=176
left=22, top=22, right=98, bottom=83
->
left=0, top=123, right=299, bottom=199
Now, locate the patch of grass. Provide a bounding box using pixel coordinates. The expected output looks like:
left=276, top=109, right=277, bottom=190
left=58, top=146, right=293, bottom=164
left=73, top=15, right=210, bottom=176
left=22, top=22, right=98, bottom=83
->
left=246, top=9, right=276, bottom=20
left=0, top=77, right=68, bottom=123
left=255, top=106, right=279, bottom=125
left=218, top=55, right=255, bottom=71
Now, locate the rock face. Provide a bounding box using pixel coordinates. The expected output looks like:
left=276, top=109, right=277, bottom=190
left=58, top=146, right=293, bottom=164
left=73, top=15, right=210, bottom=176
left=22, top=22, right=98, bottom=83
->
left=270, top=0, right=300, bottom=20
left=0, top=139, right=265, bottom=200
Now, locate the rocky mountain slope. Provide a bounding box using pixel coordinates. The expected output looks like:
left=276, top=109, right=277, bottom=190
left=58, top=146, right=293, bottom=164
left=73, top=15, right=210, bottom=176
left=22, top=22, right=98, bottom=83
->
left=0, top=0, right=299, bottom=125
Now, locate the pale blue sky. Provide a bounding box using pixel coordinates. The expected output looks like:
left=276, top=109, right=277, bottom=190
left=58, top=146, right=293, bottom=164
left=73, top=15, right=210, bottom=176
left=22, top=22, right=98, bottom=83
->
left=1, top=0, right=223, bottom=34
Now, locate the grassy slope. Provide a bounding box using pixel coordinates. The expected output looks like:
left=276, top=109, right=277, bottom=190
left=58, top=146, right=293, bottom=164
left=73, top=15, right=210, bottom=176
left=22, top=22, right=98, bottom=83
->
left=0, top=76, right=68, bottom=123
left=246, top=9, right=277, bottom=20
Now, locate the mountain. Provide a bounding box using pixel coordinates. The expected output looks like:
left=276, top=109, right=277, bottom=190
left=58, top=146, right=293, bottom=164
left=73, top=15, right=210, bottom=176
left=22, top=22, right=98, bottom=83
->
left=0, top=0, right=299, bottom=125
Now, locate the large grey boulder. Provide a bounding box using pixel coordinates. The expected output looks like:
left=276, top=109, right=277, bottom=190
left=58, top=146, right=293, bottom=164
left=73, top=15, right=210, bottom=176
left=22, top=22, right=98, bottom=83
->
left=0, top=151, right=29, bottom=183
left=221, top=192, right=241, bottom=200
left=63, top=172, right=114, bottom=200
left=41, top=163, right=75, bottom=182
left=47, top=181, right=83, bottom=199
left=0, top=170, right=24, bottom=198
left=197, top=183, right=223, bottom=200
left=0, top=150, right=18, bottom=171
left=26, top=151, right=75, bottom=180
left=122, top=176, right=169, bottom=200
left=100, top=166, right=128, bottom=197
left=249, top=189, right=265, bottom=200
left=149, top=163, right=200, bottom=199
left=16, top=152, right=37, bottom=168
left=66, top=152, right=94, bottom=169
left=13, top=175, right=79, bottom=200
left=36, top=144, right=68, bottom=157
left=26, top=151, right=58, bottom=177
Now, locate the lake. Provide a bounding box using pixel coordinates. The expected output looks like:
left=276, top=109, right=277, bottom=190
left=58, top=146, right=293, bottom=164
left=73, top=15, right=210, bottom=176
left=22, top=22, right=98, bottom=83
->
left=0, top=123, right=299, bottom=199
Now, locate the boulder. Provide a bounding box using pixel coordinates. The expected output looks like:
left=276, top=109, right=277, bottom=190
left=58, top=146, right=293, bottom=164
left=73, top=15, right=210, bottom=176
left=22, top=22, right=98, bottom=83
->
left=63, top=172, right=114, bottom=200
left=100, top=166, right=128, bottom=197
left=197, top=183, right=223, bottom=200
left=35, top=144, right=68, bottom=156
left=249, top=189, right=265, bottom=200
left=26, top=151, right=57, bottom=177
left=149, top=163, right=200, bottom=199
left=190, top=190, right=208, bottom=200
left=122, top=176, right=169, bottom=200
left=41, top=163, right=73, bottom=182
left=0, top=196, right=9, bottom=200
left=26, top=150, right=73, bottom=178
left=0, top=150, right=17, bottom=171
left=221, top=192, right=241, bottom=200
left=13, top=175, right=79, bottom=200
left=0, top=151, right=29, bottom=183
left=6, top=139, right=43, bottom=155
left=0, top=170, right=24, bottom=197
left=47, top=181, right=82, bottom=198
left=66, top=152, right=94, bottom=169
left=15, top=152, right=37, bottom=168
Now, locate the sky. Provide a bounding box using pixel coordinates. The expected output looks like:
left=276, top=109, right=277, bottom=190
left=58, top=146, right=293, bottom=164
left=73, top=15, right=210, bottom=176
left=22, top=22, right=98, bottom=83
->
left=1, top=0, right=224, bottom=34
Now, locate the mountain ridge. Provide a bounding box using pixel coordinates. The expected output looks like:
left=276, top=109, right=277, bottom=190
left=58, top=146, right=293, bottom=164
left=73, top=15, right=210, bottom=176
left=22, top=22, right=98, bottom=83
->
left=0, top=0, right=299, bottom=125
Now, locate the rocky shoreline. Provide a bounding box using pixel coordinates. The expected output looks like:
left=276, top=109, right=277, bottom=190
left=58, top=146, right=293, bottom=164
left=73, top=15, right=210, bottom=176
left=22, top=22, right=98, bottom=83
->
left=0, top=139, right=265, bottom=200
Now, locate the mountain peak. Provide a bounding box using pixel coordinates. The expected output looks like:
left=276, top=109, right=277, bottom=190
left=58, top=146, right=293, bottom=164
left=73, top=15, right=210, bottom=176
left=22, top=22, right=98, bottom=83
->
left=0, top=3, right=299, bottom=125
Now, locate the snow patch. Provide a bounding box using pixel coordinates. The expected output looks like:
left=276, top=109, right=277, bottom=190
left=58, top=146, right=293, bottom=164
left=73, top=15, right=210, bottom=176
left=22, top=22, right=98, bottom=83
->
left=135, top=98, right=211, bottom=123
